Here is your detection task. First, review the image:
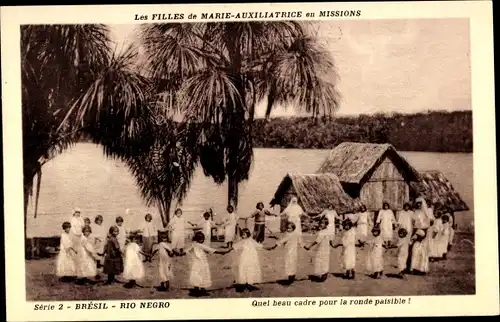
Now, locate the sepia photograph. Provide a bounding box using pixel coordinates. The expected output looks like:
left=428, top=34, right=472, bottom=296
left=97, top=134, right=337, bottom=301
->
left=22, top=18, right=475, bottom=301
left=1, top=1, right=497, bottom=321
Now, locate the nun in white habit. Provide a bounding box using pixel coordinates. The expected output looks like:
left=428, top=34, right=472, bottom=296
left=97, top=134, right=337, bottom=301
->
left=280, top=197, right=304, bottom=237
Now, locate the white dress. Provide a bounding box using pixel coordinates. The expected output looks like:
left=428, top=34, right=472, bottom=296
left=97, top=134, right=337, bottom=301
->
left=366, top=235, right=384, bottom=273
left=158, top=242, right=174, bottom=282
left=70, top=216, right=84, bottom=250
left=186, top=242, right=217, bottom=288
left=376, top=209, right=396, bottom=242
left=342, top=228, right=357, bottom=270
left=77, top=235, right=97, bottom=278
left=438, top=222, right=452, bottom=255
left=411, top=238, right=429, bottom=272
left=116, top=225, right=128, bottom=250
left=428, top=218, right=444, bottom=258
left=224, top=212, right=238, bottom=243
left=91, top=224, right=106, bottom=254
left=397, top=237, right=410, bottom=272
left=169, top=216, right=187, bottom=249
left=198, top=219, right=214, bottom=246
left=313, top=230, right=331, bottom=275
left=356, top=212, right=371, bottom=241
left=320, top=209, right=338, bottom=241
left=397, top=210, right=413, bottom=234
left=122, top=242, right=145, bottom=280
left=56, top=232, right=76, bottom=276
left=233, top=238, right=263, bottom=284
left=276, top=232, right=302, bottom=276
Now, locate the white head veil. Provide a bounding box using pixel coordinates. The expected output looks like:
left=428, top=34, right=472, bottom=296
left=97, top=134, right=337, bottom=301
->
left=283, top=197, right=304, bottom=218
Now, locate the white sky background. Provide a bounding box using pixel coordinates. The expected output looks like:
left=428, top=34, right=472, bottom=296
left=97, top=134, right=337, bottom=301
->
left=108, top=19, right=471, bottom=117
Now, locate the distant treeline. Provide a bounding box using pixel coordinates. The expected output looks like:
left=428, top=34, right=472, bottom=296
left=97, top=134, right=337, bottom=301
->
left=252, top=111, right=473, bottom=153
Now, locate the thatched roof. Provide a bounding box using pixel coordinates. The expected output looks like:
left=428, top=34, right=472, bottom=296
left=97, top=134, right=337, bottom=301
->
left=270, top=173, right=363, bottom=215
left=409, top=170, right=469, bottom=212
left=316, top=142, right=420, bottom=184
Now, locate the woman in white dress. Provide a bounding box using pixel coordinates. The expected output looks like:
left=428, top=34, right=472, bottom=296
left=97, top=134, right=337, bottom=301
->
left=232, top=228, right=270, bottom=292
left=222, top=205, right=239, bottom=248
left=281, top=197, right=304, bottom=238
left=76, top=225, right=98, bottom=285
left=428, top=208, right=444, bottom=261
left=410, top=229, right=429, bottom=275
left=122, top=233, right=146, bottom=288
left=56, top=222, right=78, bottom=281
left=184, top=231, right=231, bottom=297
left=269, top=221, right=303, bottom=285
left=376, top=202, right=396, bottom=247
left=356, top=205, right=372, bottom=247
left=304, top=217, right=332, bottom=282
left=366, top=226, right=384, bottom=279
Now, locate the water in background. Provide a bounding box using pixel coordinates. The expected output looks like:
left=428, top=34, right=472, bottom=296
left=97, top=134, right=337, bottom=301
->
left=26, top=143, right=474, bottom=237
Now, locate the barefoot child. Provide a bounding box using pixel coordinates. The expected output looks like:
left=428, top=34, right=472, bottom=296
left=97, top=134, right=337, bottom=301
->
left=338, top=219, right=357, bottom=279
left=366, top=226, right=384, bottom=279
left=115, top=216, right=128, bottom=251
left=139, top=213, right=157, bottom=262
left=92, top=215, right=106, bottom=272
left=152, top=231, right=175, bottom=291
left=376, top=202, right=396, bottom=248
left=167, top=208, right=195, bottom=255
left=356, top=205, right=372, bottom=247
left=122, top=233, right=146, bottom=288
left=268, top=221, right=302, bottom=285
left=232, top=228, right=269, bottom=292
left=304, top=217, right=331, bottom=282
left=76, top=225, right=99, bottom=285
left=184, top=231, right=231, bottom=297
left=103, top=226, right=124, bottom=285
left=223, top=205, right=239, bottom=248
left=396, top=228, right=410, bottom=278
left=56, top=222, right=78, bottom=282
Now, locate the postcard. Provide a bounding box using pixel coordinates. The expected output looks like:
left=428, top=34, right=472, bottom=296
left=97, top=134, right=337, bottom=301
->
left=1, top=1, right=498, bottom=321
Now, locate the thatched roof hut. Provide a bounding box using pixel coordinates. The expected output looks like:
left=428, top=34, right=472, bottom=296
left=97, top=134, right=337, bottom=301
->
left=410, top=170, right=469, bottom=212
left=270, top=173, right=362, bottom=215
left=316, top=142, right=420, bottom=211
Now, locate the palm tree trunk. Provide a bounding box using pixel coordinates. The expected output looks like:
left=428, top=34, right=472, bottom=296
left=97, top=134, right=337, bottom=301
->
left=228, top=174, right=239, bottom=209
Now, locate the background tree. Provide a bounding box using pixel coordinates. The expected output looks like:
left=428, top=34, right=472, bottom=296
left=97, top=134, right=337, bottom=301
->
left=140, top=22, right=340, bottom=211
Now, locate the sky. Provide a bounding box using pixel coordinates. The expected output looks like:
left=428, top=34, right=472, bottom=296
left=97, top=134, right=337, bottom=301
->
left=108, top=19, right=471, bottom=117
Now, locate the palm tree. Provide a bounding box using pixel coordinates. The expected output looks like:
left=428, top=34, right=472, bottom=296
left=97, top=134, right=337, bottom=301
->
left=21, top=25, right=152, bottom=243
left=140, top=22, right=340, bottom=210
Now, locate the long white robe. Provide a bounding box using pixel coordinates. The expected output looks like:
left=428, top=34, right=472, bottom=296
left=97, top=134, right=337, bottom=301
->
left=223, top=212, right=238, bottom=243
left=313, top=230, right=331, bottom=275
left=116, top=225, right=128, bottom=250
left=233, top=238, right=263, bottom=284
left=197, top=219, right=215, bottom=246
left=123, top=242, right=145, bottom=280
left=366, top=235, right=384, bottom=273
left=342, top=228, right=357, bottom=270
left=276, top=232, right=303, bottom=276
left=186, top=242, right=217, bottom=288
left=157, top=242, right=174, bottom=282
left=281, top=198, right=304, bottom=236
left=56, top=232, right=76, bottom=277
left=397, top=236, right=410, bottom=272
left=319, top=209, right=338, bottom=241
left=356, top=211, right=371, bottom=242
left=91, top=223, right=106, bottom=254
left=70, top=216, right=85, bottom=250
left=397, top=210, right=414, bottom=234
left=76, top=235, right=97, bottom=278
left=428, top=218, right=444, bottom=258
left=168, top=216, right=188, bottom=249
left=376, top=209, right=396, bottom=242
left=411, top=238, right=429, bottom=272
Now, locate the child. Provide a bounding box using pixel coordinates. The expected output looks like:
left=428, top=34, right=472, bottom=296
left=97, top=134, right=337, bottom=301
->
left=356, top=205, right=372, bottom=247
left=376, top=202, right=396, bottom=248
left=84, top=217, right=91, bottom=227
left=103, top=225, right=124, bottom=285
left=396, top=228, right=410, bottom=278
left=115, top=216, right=128, bottom=251
left=197, top=211, right=217, bottom=246
left=223, top=205, right=239, bottom=248
left=232, top=228, right=270, bottom=292
left=337, top=219, right=357, bottom=279
left=268, top=221, right=302, bottom=285
left=248, top=202, right=277, bottom=243
left=428, top=209, right=444, bottom=261
left=152, top=231, right=175, bottom=291
left=92, top=215, right=106, bottom=277
left=410, top=229, right=429, bottom=275
left=183, top=231, right=231, bottom=297
left=397, top=203, right=414, bottom=236
left=318, top=204, right=339, bottom=247
left=56, top=222, right=78, bottom=282
left=76, top=225, right=98, bottom=285
left=122, top=233, right=146, bottom=288
left=139, top=213, right=157, bottom=262
left=167, top=208, right=195, bottom=255
left=304, top=217, right=331, bottom=282
left=439, top=214, right=453, bottom=260
left=366, top=226, right=384, bottom=279
left=70, top=208, right=84, bottom=251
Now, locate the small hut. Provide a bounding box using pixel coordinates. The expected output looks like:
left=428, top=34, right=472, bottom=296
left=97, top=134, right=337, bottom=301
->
left=409, top=170, right=469, bottom=216
left=316, top=142, right=420, bottom=211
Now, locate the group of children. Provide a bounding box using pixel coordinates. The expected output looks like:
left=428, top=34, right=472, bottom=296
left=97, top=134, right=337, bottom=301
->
left=55, top=197, right=455, bottom=296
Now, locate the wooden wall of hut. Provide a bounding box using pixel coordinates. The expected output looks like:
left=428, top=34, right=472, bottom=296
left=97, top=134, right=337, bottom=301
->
left=360, top=158, right=410, bottom=211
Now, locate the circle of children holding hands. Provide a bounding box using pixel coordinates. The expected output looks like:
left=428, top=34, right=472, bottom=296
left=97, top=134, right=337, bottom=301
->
left=55, top=196, right=456, bottom=297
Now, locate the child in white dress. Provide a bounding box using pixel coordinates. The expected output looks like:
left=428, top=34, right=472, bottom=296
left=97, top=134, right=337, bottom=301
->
left=76, top=225, right=98, bottom=285
left=123, top=233, right=147, bottom=288
left=167, top=208, right=196, bottom=255
left=428, top=209, right=444, bottom=261
left=232, top=228, right=270, bottom=292
left=356, top=205, right=372, bottom=247
left=376, top=202, right=396, bottom=248
left=396, top=228, right=410, bottom=278
left=439, top=214, right=453, bottom=260
left=56, top=222, right=78, bottom=282
left=115, top=216, right=128, bottom=251
left=183, top=231, right=231, bottom=297
left=152, top=231, right=175, bottom=291
left=268, top=221, right=303, bottom=285
left=223, top=205, right=239, bottom=248
left=304, top=217, right=332, bottom=282
left=366, top=226, right=384, bottom=279
left=196, top=211, right=216, bottom=246
left=334, top=219, right=357, bottom=280
left=410, top=229, right=429, bottom=275
left=92, top=215, right=106, bottom=272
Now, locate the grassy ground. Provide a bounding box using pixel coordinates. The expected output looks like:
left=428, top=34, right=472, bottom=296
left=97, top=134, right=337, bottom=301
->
left=26, top=232, right=475, bottom=301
